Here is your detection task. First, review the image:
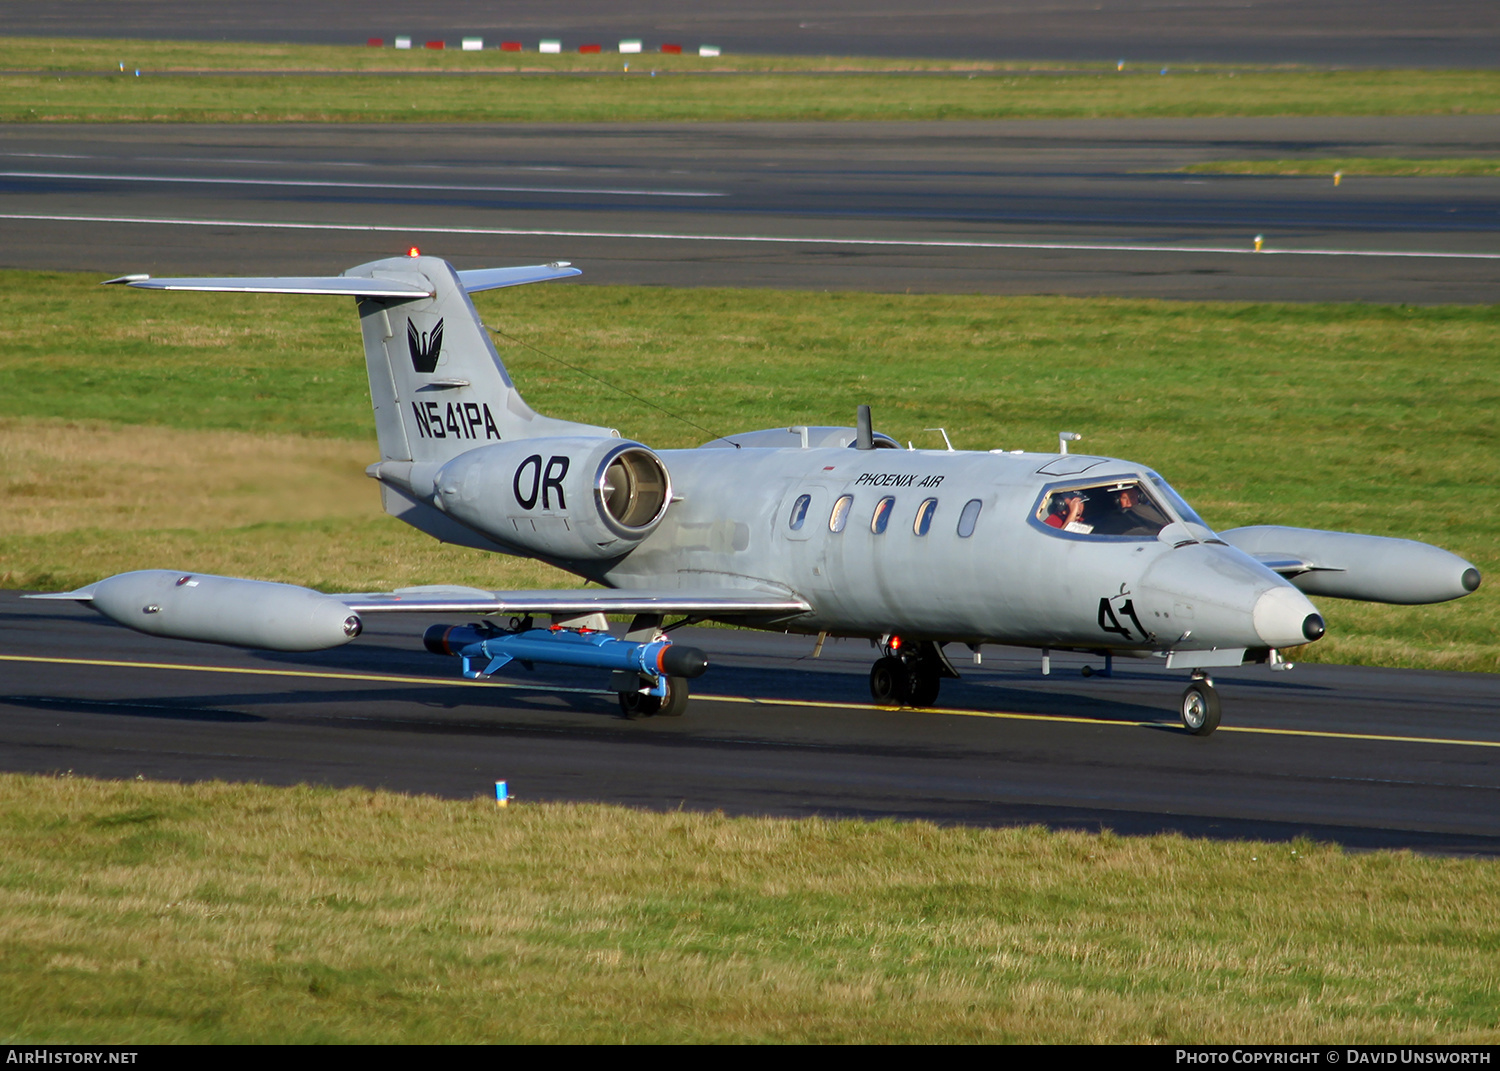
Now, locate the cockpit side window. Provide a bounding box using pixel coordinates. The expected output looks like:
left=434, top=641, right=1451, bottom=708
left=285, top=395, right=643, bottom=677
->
left=1037, top=480, right=1172, bottom=538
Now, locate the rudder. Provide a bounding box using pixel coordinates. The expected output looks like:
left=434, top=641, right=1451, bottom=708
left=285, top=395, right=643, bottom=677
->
left=346, top=255, right=615, bottom=463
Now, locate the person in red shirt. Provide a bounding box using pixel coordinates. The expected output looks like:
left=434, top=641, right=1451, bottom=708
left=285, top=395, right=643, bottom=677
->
left=1044, top=492, right=1087, bottom=530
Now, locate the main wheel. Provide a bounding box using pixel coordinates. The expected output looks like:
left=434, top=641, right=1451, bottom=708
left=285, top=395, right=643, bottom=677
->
left=870, top=656, right=910, bottom=705
left=1180, top=681, right=1221, bottom=736
left=618, top=688, right=662, bottom=718
left=655, top=676, right=689, bottom=718
left=618, top=677, right=689, bottom=719
left=907, top=665, right=942, bottom=708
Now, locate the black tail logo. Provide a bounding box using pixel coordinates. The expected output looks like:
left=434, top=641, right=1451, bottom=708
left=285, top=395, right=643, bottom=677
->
left=407, top=318, right=444, bottom=374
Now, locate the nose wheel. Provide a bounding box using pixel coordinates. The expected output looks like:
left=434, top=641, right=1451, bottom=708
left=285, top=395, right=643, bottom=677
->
left=1179, top=676, right=1221, bottom=735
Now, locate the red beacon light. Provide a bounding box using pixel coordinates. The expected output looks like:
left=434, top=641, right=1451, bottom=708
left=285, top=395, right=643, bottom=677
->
left=406, top=246, right=421, bottom=257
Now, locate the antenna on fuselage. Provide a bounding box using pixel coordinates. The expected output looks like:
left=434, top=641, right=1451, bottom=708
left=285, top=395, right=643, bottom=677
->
left=856, top=405, right=875, bottom=450
left=925, top=428, right=955, bottom=452
left=1058, top=431, right=1082, bottom=454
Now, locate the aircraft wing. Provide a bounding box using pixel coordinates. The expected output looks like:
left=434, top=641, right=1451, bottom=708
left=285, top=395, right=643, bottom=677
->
left=338, top=586, right=812, bottom=618
left=1245, top=553, right=1327, bottom=577
left=25, top=572, right=811, bottom=651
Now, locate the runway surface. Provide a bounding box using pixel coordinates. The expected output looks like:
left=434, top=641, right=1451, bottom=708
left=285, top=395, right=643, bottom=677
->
left=3, top=0, right=1497, bottom=68
left=3, top=117, right=1498, bottom=302
left=3, top=592, right=1498, bottom=854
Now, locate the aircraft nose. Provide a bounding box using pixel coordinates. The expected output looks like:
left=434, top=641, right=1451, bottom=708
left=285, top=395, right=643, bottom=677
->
left=1252, top=585, right=1325, bottom=647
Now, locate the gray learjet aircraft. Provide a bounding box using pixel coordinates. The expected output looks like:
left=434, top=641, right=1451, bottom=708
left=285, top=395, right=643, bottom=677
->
left=32, top=255, right=1482, bottom=735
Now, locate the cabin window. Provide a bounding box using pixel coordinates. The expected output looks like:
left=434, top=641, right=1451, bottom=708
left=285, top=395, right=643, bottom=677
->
left=1037, top=479, right=1171, bottom=538
left=829, top=494, right=853, bottom=533
left=913, top=498, right=938, bottom=536
left=871, top=496, right=895, bottom=534
left=788, top=494, right=811, bottom=531
left=957, top=499, right=982, bottom=538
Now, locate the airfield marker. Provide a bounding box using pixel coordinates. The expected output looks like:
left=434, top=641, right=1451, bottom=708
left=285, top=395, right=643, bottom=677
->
left=496, top=781, right=509, bottom=808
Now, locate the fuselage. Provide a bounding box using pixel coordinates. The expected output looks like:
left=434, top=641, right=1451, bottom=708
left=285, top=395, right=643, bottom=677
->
left=600, top=445, right=1320, bottom=656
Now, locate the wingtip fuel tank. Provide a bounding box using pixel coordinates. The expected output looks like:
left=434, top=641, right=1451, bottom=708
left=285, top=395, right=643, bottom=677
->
left=1220, top=526, right=1481, bottom=605
left=83, top=570, right=363, bottom=651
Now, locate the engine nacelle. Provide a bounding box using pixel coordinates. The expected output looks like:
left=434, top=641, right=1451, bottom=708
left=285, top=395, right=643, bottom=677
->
left=428, top=437, right=672, bottom=561
left=1220, top=526, right=1481, bottom=605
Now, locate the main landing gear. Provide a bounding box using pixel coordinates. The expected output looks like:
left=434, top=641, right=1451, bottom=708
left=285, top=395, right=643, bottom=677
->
left=869, top=638, right=956, bottom=708
left=618, top=675, right=690, bottom=719
left=613, top=611, right=695, bottom=719
left=1179, top=672, right=1221, bottom=736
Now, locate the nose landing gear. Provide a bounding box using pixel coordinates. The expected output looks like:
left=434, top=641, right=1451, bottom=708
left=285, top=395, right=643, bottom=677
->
left=1180, top=672, right=1221, bottom=735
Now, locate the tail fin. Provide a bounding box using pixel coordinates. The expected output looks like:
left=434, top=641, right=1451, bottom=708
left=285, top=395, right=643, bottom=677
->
left=345, top=255, right=616, bottom=462
left=110, top=255, right=616, bottom=465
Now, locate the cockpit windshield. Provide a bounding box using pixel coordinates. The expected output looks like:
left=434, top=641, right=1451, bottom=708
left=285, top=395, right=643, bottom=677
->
left=1037, top=479, right=1174, bottom=538
left=1144, top=470, right=1209, bottom=529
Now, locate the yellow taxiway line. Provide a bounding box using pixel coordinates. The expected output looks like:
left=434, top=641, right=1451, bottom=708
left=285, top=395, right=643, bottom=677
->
left=1, top=652, right=1495, bottom=750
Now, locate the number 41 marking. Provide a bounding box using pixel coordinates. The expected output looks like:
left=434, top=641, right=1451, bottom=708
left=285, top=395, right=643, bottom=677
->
left=1098, top=596, right=1146, bottom=641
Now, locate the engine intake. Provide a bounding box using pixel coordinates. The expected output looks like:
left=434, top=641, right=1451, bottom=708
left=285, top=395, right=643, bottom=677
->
left=597, top=445, right=670, bottom=535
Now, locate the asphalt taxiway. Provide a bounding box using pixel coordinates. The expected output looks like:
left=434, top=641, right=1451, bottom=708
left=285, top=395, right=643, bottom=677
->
left=3, top=117, right=1498, bottom=302
left=4, top=592, right=1498, bottom=853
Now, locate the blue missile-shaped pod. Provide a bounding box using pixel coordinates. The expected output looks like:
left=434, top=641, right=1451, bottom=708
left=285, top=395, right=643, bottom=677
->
left=424, top=624, right=709, bottom=687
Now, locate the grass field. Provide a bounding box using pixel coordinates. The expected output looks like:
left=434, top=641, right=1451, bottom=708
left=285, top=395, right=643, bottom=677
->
left=0, top=271, right=1494, bottom=671
left=1, top=37, right=1497, bottom=121
left=0, top=36, right=1098, bottom=74
left=3, top=773, right=1499, bottom=1044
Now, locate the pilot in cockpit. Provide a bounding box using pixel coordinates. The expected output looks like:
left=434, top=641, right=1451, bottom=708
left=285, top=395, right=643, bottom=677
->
left=1044, top=491, right=1093, bottom=534
left=1091, top=484, right=1163, bottom=536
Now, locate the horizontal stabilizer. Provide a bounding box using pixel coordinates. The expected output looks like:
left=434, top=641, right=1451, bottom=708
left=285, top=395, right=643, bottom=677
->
left=339, top=588, right=811, bottom=618
left=455, top=263, right=580, bottom=292
left=104, top=274, right=434, bottom=297
left=102, top=262, right=579, bottom=298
